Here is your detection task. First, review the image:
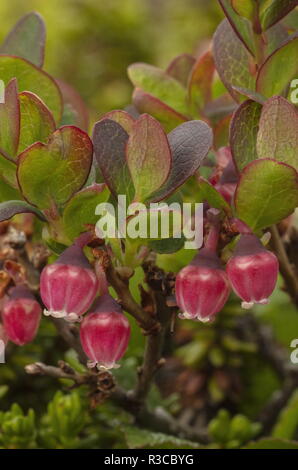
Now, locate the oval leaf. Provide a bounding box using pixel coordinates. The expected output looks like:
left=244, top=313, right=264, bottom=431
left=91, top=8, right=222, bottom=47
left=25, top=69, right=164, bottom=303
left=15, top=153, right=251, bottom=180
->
left=18, top=91, right=56, bottom=153
left=235, top=159, right=298, bottom=230
left=188, top=51, right=215, bottom=113
left=166, top=53, right=196, bottom=86
left=261, top=0, right=298, bottom=30
left=150, top=120, right=213, bottom=202
left=93, top=119, right=134, bottom=201
left=126, top=114, right=172, bottom=202
left=17, top=126, right=93, bottom=209
left=56, top=79, right=89, bottom=131
left=256, top=96, right=298, bottom=170
left=230, top=99, right=262, bottom=171
left=0, top=56, right=62, bottom=122
left=128, top=62, right=189, bottom=115
left=0, top=200, right=46, bottom=222
left=256, top=34, right=298, bottom=98
left=99, top=109, right=135, bottom=134
left=218, top=0, right=255, bottom=54
left=0, top=12, right=46, bottom=67
left=213, top=19, right=255, bottom=102
left=197, top=177, right=232, bottom=215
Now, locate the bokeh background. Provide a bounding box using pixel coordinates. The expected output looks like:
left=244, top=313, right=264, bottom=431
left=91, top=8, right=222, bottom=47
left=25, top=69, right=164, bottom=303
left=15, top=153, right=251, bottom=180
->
left=0, top=0, right=223, bottom=122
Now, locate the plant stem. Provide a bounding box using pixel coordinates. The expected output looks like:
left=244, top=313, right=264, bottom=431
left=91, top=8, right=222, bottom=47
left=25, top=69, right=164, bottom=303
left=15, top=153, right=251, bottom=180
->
left=270, top=225, right=298, bottom=307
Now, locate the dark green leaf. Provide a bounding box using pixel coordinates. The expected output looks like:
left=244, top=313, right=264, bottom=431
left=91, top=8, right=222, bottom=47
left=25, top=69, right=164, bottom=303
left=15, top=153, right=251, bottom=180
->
left=0, top=200, right=46, bottom=222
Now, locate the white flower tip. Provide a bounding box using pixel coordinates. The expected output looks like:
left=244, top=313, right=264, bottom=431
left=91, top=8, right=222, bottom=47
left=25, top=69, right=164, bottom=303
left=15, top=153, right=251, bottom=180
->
left=241, top=301, right=254, bottom=310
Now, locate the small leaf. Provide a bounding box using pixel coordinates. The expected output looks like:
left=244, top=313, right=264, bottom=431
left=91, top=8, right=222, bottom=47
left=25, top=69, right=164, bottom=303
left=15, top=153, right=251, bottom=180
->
left=166, top=53, right=195, bottom=86
left=121, top=425, right=200, bottom=449
left=150, top=120, right=213, bottom=202
left=0, top=56, right=62, bottom=122
left=17, top=126, right=93, bottom=209
left=0, top=153, right=18, bottom=188
left=99, top=109, right=135, bottom=134
left=218, top=0, right=255, bottom=54
left=188, top=50, right=215, bottom=113
left=132, top=88, right=187, bottom=133
left=230, top=99, right=262, bottom=171
left=92, top=119, right=134, bottom=201
left=0, top=78, right=20, bottom=158
left=0, top=179, right=21, bottom=202
left=235, top=159, right=298, bottom=230
left=0, top=200, right=46, bottom=222
left=256, top=33, right=298, bottom=98
left=63, top=184, right=109, bottom=240
left=213, top=19, right=255, bottom=102
left=0, top=12, right=46, bottom=67
left=257, top=96, right=298, bottom=170
left=261, top=0, right=298, bottom=30
left=196, top=177, right=232, bottom=215
left=214, top=115, right=232, bottom=150
left=18, top=91, right=56, bottom=153
left=128, top=62, right=189, bottom=115
left=56, top=79, right=89, bottom=131
left=126, top=114, right=172, bottom=202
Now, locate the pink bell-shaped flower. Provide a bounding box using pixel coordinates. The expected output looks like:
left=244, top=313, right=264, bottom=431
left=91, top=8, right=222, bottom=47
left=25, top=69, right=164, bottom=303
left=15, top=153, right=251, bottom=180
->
left=175, top=248, right=231, bottom=322
left=226, top=234, right=279, bottom=309
left=2, top=285, right=41, bottom=346
left=40, top=239, right=99, bottom=322
left=80, top=294, right=131, bottom=369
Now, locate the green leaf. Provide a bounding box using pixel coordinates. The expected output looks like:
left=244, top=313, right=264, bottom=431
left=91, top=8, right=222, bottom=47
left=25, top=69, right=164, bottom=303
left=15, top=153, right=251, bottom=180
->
left=0, top=12, right=46, bottom=67
left=218, top=0, right=255, bottom=54
left=166, top=53, right=195, bottom=86
left=256, top=96, right=298, bottom=170
left=121, top=425, right=200, bottom=449
left=92, top=119, right=134, bottom=201
left=235, top=158, right=298, bottom=230
left=126, top=114, right=172, bottom=202
left=0, top=200, right=46, bottom=222
left=256, top=33, right=298, bottom=98
left=128, top=62, right=189, bottom=115
left=188, top=51, right=215, bottom=113
left=213, top=19, right=255, bottom=102
left=132, top=88, right=187, bottom=133
left=197, top=177, right=232, bottom=215
left=230, top=99, right=262, bottom=171
left=244, top=438, right=298, bottom=449
left=272, top=390, right=298, bottom=440
left=18, top=91, right=56, bottom=153
left=0, top=178, right=21, bottom=202
left=0, top=56, right=62, bottom=122
left=17, top=126, right=93, bottom=210
left=63, top=183, right=109, bottom=240
left=231, top=86, right=266, bottom=104
left=150, top=121, right=213, bottom=202
left=0, top=78, right=20, bottom=158
left=261, top=0, right=298, bottom=30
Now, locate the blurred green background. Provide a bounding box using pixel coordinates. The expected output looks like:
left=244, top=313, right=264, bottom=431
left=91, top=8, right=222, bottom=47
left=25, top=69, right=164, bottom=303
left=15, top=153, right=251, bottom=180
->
left=0, top=0, right=223, bottom=124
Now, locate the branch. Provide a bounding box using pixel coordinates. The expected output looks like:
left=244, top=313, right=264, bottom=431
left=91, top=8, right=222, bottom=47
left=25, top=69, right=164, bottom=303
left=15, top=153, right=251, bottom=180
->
left=25, top=361, right=208, bottom=444
left=106, top=261, right=160, bottom=333
left=270, top=225, right=298, bottom=307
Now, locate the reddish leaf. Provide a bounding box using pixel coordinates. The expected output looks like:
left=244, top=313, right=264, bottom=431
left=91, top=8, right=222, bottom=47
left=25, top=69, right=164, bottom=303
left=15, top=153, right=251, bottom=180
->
left=214, top=115, right=232, bottom=150
left=188, top=51, right=215, bottom=113
left=56, top=79, right=89, bottom=131
left=99, top=110, right=135, bottom=134
left=166, top=53, right=196, bottom=86
left=218, top=0, right=255, bottom=54
left=126, top=114, right=172, bottom=202
left=150, top=120, right=213, bottom=202
left=213, top=20, right=256, bottom=103
left=93, top=119, right=134, bottom=200
left=0, top=12, right=46, bottom=67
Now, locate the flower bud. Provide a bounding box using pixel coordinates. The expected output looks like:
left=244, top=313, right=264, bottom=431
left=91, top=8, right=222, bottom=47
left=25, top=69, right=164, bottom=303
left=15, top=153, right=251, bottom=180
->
left=80, top=294, right=130, bottom=369
left=2, top=286, right=41, bottom=346
left=40, top=241, right=99, bottom=322
left=175, top=249, right=231, bottom=322
left=226, top=234, right=279, bottom=308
